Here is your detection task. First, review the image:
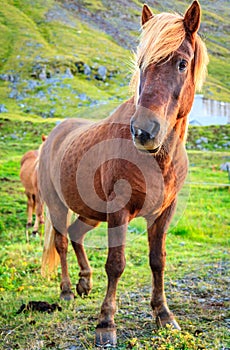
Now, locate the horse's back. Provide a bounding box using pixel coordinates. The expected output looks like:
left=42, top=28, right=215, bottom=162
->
left=20, top=150, right=38, bottom=167
left=20, top=150, right=38, bottom=193
left=38, top=118, right=93, bottom=211
left=39, top=118, right=93, bottom=180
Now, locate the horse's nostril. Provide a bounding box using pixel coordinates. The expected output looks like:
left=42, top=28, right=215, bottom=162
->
left=131, top=123, right=142, bottom=138
left=136, top=128, right=142, bottom=137
left=131, top=124, right=151, bottom=145
left=138, top=129, right=151, bottom=145
left=131, top=120, right=160, bottom=142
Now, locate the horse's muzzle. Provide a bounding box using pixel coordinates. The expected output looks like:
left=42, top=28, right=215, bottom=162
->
left=130, top=120, right=161, bottom=153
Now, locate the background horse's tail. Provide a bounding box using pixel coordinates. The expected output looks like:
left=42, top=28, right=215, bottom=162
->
left=41, top=208, right=72, bottom=277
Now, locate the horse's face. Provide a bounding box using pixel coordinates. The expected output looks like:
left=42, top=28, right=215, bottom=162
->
left=131, top=1, right=201, bottom=154
left=131, top=40, right=195, bottom=154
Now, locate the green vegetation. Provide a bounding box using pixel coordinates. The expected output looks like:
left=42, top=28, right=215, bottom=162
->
left=0, top=0, right=130, bottom=120
left=0, top=116, right=229, bottom=349
left=0, top=0, right=229, bottom=124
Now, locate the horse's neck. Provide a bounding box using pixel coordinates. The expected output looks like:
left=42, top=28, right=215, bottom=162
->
left=107, top=98, right=135, bottom=124
left=156, top=116, right=189, bottom=175
left=174, top=116, right=189, bottom=144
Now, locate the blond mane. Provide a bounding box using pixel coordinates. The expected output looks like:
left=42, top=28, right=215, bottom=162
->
left=130, top=12, right=208, bottom=93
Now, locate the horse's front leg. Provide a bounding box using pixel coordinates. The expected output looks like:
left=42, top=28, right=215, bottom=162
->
left=95, top=210, right=128, bottom=347
left=147, top=201, right=181, bottom=330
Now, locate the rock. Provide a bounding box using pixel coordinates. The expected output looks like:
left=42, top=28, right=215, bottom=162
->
left=9, top=89, right=18, bottom=99
left=0, top=104, right=8, bottom=113
left=49, top=109, right=55, bottom=117
left=78, top=93, right=87, bottom=101
left=27, top=80, right=39, bottom=90
left=96, top=66, right=107, bottom=81
left=223, top=141, right=230, bottom=148
left=84, top=63, right=91, bottom=76
left=195, top=137, right=208, bottom=144
left=65, top=68, right=74, bottom=78
left=38, top=67, right=47, bottom=80
left=36, top=91, right=46, bottom=99
left=220, top=162, right=230, bottom=171
left=0, top=74, right=9, bottom=81
left=0, top=74, right=17, bottom=82
left=89, top=100, right=99, bottom=107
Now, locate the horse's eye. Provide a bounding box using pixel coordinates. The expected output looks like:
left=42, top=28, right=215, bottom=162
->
left=178, top=59, right=188, bottom=73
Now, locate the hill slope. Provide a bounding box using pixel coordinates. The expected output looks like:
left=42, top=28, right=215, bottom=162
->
left=0, top=0, right=229, bottom=121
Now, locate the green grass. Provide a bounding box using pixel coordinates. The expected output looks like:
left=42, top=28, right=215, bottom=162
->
left=0, top=0, right=131, bottom=120
left=0, top=117, right=229, bottom=349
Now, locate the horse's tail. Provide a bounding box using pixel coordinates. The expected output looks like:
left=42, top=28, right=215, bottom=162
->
left=41, top=208, right=72, bottom=277
left=41, top=207, right=59, bottom=277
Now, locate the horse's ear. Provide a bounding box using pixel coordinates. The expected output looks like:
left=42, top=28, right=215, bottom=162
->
left=142, top=4, right=154, bottom=26
left=184, top=0, right=201, bottom=36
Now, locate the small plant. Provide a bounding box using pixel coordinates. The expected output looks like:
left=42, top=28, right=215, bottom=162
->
left=151, top=325, right=207, bottom=350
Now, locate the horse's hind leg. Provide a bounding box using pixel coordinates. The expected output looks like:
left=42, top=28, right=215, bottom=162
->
left=54, top=227, right=75, bottom=301
left=68, top=216, right=100, bottom=297
left=48, top=202, right=74, bottom=301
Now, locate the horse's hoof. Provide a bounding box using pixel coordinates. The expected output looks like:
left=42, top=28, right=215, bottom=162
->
left=95, top=327, right=117, bottom=348
left=32, top=230, right=38, bottom=237
left=26, top=223, right=32, bottom=228
left=170, top=318, right=181, bottom=330
left=156, top=315, right=181, bottom=330
left=60, top=290, right=75, bottom=301
left=76, top=277, right=92, bottom=297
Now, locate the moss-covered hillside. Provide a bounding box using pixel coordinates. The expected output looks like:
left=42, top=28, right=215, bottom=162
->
left=0, top=0, right=229, bottom=122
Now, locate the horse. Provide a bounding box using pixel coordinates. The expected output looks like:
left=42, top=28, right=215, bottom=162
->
left=38, top=1, right=208, bottom=347
left=20, top=135, right=46, bottom=240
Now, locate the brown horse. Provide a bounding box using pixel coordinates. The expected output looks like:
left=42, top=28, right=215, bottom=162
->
left=20, top=135, right=46, bottom=239
left=38, top=1, right=208, bottom=347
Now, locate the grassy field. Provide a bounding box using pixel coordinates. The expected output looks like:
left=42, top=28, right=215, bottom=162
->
left=0, top=0, right=229, bottom=121
left=0, top=115, right=229, bottom=349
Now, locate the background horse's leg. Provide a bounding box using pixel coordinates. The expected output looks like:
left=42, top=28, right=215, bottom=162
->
left=26, top=192, right=33, bottom=228
left=54, top=227, right=75, bottom=300
left=25, top=192, right=34, bottom=242
left=33, top=195, right=44, bottom=237
left=95, top=210, right=128, bottom=347
left=147, top=201, right=180, bottom=330
left=32, top=215, right=39, bottom=236
left=68, top=216, right=100, bottom=297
